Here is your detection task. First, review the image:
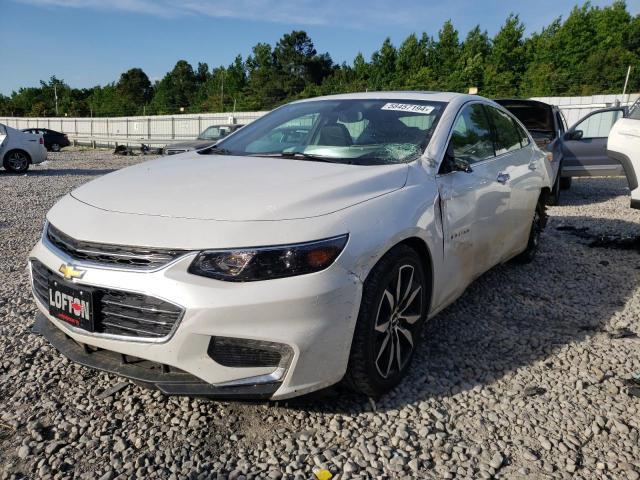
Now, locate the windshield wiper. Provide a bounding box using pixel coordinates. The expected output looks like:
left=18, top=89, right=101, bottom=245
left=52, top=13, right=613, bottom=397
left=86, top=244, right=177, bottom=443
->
left=201, top=145, right=234, bottom=155
left=283, top=151, right=350, bottom=163
left=249, top=151, right=352, bottom=164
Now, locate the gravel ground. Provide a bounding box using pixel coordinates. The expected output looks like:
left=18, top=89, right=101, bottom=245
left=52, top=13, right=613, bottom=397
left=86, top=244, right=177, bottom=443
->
left=0, top=149, right=639, bottom=480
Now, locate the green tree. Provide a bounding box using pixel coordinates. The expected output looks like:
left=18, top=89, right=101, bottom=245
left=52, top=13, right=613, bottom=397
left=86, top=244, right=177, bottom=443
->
left=485, top=14, right=527, bottom=96
left=432, top=20, right=462, bottom=90
left=396, top=33, right=428, bottom=88
left=369, top=38, right=397, bottom=89
left=150, top=60, right=198, bottom=114
left=4, top=3, right=640, bottom=117
left=116, top=68, right=152, bottom=114
left=458, top=26, right=491, bottom=92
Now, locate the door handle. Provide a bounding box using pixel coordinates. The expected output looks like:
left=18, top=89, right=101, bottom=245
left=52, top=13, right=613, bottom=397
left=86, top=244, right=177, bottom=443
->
left=496, top=172, right=510, bottom=184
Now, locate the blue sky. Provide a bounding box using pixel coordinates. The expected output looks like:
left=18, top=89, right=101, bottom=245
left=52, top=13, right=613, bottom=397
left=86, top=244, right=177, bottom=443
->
left=1, top=0, right=639, bottom=95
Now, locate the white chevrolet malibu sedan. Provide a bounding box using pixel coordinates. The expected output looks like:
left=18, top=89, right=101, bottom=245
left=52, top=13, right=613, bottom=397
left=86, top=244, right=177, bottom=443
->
left=29, top=92, right=552, bottom=399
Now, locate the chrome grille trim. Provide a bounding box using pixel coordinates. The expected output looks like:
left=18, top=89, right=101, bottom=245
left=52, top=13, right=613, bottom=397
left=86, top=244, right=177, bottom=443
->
left=46, top=223, right=191, bottom=270
left=30, top=260, right=184, bottom=342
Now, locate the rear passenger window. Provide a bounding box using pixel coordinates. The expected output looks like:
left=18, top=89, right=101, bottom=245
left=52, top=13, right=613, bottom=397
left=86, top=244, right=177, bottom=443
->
left=449, top=104, right=495, bottom=164
left=486, top=106, right=522, bottom=155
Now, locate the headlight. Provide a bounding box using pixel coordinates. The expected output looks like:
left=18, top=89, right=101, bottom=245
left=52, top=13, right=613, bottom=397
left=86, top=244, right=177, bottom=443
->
left=188, top=234, right=349, bottom=282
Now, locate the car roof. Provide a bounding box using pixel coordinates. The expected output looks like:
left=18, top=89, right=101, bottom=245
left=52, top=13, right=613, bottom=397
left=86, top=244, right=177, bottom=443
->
left=292, top=91, right=477, bottom=104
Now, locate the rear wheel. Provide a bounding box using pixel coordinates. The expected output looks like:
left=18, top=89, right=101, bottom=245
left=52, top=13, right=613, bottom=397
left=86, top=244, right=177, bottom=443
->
left=514, top=200, right=546, bottom=264
left=50, top=143, right=61, bottom=152
left=345, top=245, right=428, bottom=397
left=547, top=171, right=561, bottom=206
left=559, top=176, right=572, bottom=190
left=3, top=150, right=30, bottom=173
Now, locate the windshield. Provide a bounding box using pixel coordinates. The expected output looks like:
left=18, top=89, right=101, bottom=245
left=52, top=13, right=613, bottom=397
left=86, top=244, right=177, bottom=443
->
left=198, top=126, right=226, bottom=140
left=209, top=98, right=446, bottom=165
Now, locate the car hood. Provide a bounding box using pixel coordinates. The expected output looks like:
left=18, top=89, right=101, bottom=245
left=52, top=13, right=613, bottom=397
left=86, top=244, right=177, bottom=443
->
left=70, top=153, right=408, bottom=221
left=165, top=140, right=215, bottom=151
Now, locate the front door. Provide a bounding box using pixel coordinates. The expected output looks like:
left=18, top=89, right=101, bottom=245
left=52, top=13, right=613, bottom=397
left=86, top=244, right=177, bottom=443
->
left=435, top=103, right=512, bottom=304
left=562, top=107, right=625, bottom=176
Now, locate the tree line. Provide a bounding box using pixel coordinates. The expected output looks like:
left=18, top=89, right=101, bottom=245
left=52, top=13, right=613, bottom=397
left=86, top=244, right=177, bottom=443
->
left=1, top=1, right=638, bottom=118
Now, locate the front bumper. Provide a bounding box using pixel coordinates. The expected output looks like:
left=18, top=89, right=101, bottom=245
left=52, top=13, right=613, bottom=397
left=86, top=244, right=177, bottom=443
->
left=33, top=312, right=279, bottom=398
left=29, top=237, right=363, bottom=400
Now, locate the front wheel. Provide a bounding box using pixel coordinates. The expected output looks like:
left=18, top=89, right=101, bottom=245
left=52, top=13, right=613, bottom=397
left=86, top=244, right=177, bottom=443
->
left=3, top=150, right=30, bottom=173
left=50, top=143, right=61, bottom=152
left=345, top=245, right=428, bottom=397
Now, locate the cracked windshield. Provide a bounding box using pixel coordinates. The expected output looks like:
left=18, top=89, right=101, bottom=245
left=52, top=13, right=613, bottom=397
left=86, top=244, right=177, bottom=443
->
left=212, top=99, right=445, bottom=165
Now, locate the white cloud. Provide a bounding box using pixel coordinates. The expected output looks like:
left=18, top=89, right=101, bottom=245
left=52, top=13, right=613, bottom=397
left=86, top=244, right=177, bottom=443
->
left=12, top=0, right=444, bottom=27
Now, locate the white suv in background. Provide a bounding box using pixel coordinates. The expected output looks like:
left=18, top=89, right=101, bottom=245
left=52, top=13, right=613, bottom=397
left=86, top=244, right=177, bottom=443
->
left=608, top=100, right=640, bottom=209
left=0, top=123, right=48, bottom=173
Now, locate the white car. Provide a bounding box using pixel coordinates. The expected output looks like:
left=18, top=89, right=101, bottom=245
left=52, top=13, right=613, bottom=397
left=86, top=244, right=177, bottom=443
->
left=608, top=100, right=640, bottom=209
left=0, top=123, right=47, bottom=173
left=29, top=92, right=552, bottom=400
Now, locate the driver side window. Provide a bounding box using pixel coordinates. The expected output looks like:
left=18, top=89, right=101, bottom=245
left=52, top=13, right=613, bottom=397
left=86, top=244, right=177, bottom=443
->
left=450, top=104, right=495, bottom=164
left=575, top=110, right=623, bottom=139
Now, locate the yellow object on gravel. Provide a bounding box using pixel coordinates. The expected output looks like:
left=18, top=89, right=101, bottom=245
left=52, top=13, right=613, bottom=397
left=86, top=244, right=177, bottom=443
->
left=314, top=469, right=333, bottom=480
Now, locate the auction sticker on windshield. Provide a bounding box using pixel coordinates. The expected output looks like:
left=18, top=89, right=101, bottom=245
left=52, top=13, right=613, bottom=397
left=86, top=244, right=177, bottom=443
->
left=381, top=103, right=434, bottom=114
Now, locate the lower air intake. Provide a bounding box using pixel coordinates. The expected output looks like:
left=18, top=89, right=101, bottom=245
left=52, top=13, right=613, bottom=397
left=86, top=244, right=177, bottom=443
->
left=208, top=337, right=292, bottom=368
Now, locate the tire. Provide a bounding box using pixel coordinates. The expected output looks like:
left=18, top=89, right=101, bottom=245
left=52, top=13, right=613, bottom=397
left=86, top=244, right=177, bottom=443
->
left=559, top=176, right=572, bottom=190
left=3, top=150, right=31, bottom=173
left=514, top=200, right=546, bottom=264
left=50, top=143, right=61, bottom=152
left=345, top=244, right=428, bottom=397
left=547, top=171, right=561, bottom=206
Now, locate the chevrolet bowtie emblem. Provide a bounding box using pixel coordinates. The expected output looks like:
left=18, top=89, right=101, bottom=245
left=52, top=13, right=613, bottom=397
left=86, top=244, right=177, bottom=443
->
left=59, top=264, right=85, bottom=280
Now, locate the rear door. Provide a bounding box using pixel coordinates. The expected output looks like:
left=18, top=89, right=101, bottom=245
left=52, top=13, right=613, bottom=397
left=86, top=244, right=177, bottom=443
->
left=485, top=105, right=541, bottom=258
left=562, top=107, right=625, bottom=176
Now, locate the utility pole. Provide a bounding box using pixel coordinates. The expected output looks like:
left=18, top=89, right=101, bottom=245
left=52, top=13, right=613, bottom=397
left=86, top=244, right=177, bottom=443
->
left=220, top=70, right=224, bottom=112
left=54, top=84, right=59, bottom=116
left=622, top=65, right=631, bottom=105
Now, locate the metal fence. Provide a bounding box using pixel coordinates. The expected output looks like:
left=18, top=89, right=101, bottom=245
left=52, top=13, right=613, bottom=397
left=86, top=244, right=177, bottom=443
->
left=531, top=93, right=640, bottom=125
left=0, top=111, right=268, bottom=147
left=1, top=94, right=638, bottom=147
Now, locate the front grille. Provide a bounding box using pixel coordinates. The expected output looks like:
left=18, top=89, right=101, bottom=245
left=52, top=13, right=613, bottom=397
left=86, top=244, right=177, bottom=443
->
left=31, top=260, right=183, bottom=340
left=207, top=337, right=292, bottom=368
left=46, top=223, right=189, bottom=270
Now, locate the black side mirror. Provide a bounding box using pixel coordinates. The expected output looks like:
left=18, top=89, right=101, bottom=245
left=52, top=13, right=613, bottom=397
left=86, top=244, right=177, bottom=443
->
left=453, top=157, right=473, bottom=173
left=443, top=144, right=473, bottom=173
left=566, top=130, right=583, bottom=141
